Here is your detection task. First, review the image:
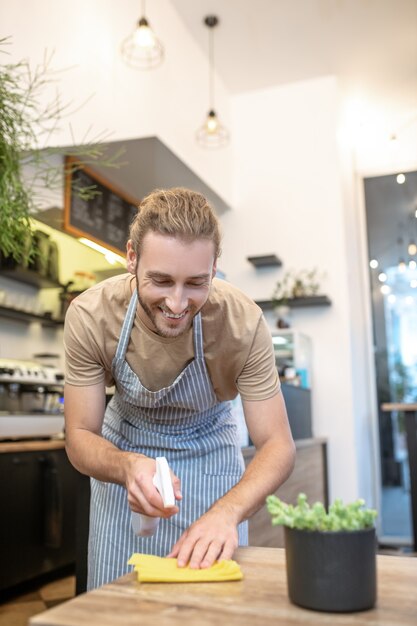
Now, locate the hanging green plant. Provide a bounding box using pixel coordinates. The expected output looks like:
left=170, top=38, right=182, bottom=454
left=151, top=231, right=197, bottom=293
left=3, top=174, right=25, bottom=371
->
left=0, top=38, right=125, bottom=264
left=0, top=43, right=36, bottom=263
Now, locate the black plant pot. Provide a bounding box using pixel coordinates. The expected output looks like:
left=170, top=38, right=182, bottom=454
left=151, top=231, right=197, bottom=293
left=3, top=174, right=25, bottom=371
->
left=284, top=526, right=377, bottom=612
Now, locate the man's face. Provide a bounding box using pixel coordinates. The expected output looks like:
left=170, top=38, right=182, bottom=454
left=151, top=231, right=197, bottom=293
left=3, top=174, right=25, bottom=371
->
left=127, top=232, right=217, bottom=338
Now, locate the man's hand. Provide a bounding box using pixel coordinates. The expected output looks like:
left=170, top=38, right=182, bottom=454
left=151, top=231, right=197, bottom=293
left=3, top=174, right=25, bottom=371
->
left=125, top=454, right=182, bottom=518
left=167, top=506, right=239, bottom=568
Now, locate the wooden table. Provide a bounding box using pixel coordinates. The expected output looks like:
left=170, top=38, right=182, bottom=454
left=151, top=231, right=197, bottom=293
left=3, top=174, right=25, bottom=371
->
left=29, top=547, right=417, bottom=626
left=382, top=402, right=417, bottom=551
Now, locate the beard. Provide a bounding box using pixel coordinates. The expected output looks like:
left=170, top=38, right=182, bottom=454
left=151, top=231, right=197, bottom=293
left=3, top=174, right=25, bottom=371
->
left=136, top=285, right=197, bottom=339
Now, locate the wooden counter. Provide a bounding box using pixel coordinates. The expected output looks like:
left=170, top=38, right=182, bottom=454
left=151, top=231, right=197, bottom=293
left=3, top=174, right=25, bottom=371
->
left=0, top=438, right=65, bottom=453
left=29, top=546, right=417, bottom=626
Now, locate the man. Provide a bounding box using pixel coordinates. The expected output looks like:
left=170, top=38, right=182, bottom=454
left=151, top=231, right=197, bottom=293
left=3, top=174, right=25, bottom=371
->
left=64, top=187, right=295, bottom=589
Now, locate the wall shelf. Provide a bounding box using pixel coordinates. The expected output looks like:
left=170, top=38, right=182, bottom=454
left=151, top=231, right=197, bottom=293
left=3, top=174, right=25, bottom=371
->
left=0, top=305, right=64, bottom=328
left=247, top=254, right=282, bottom=268
left=0, top=268, right=62, bottom=289
left=255, top=295, right=332, bottom=310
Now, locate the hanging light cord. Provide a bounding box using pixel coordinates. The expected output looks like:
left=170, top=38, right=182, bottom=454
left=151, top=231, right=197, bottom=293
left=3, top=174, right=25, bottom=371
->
left=208, top=22, right=214, bottom=111
left=196, top=15, right=228, bottom=148
left=204, top=15, right=219, bottom=111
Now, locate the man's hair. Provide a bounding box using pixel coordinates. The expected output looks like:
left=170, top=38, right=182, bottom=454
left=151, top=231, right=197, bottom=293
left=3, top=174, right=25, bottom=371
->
left=129, top=187, right=222, bottom=259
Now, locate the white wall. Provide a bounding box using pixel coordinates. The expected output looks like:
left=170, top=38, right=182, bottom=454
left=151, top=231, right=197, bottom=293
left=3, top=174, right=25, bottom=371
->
left=220, top=76, right=370, bottom=504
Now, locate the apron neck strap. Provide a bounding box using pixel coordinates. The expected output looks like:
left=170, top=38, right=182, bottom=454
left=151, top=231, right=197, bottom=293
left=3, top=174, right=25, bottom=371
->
left=115, top=288, right=138, bottom=360
left=192, top=312, right=204, bottom=359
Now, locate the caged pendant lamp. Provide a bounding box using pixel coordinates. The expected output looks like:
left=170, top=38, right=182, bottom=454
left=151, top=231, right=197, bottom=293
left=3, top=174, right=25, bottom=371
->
left=196, top=15, right=229, bottom=148
left=121, top=0, right=164, bottom=70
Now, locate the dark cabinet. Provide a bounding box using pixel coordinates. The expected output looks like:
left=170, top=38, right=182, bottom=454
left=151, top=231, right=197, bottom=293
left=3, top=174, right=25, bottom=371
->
left=0, top=447, right=78, bottom=592
left=281, top=383, right=313, bottom=440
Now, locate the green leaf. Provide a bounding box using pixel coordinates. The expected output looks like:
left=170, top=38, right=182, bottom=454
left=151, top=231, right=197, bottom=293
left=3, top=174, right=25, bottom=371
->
left=266, top=493, right=377, bottom=532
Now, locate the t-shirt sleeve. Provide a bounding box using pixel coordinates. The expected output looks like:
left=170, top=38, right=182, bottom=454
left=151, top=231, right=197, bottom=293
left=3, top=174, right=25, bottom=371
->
left=63, top=300, right=107, bottom=387
left=236, top=314, right=280, bottom=401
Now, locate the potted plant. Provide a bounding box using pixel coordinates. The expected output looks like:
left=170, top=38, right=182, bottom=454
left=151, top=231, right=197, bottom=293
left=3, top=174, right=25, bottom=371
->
left=271, top=268, right=323, bottom=328
left=266, top=493, right=378, bottom=613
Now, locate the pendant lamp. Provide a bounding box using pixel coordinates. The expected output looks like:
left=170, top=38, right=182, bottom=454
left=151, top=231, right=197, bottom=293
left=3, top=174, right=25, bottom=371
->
left=121, top=0, right=164, bottom=70
left=196, top=15, right=229, bottom=148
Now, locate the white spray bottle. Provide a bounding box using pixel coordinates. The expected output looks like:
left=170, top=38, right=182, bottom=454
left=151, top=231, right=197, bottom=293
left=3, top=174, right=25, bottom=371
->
left=131, top=456, right=176, bottom=537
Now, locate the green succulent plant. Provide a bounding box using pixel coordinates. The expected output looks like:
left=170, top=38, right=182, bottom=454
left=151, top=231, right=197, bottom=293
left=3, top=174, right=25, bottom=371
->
left=267, top=492, right=377, bottom=532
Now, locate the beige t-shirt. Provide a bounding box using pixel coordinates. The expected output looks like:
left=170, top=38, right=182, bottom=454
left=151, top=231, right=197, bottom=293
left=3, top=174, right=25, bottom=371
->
left=64, top=274, right=279, bottom=402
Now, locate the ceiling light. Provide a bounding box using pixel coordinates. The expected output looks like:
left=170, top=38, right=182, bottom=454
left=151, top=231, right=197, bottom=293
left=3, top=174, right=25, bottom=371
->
left=380, top=285, right=391, bottom=295
left=378, top=272, right=387, bottom=282
left=409, top=260, right=417, bottom=270
left=408, top=242, right=417, bottom=256
left=121, top=0, right=164, bottom=70
left=396, top=173, right=406, bottom=184
left=196, top=15, right=229, bottom=149
left=369, top=259, right=379, bottom=269
left=388, top=294, right=396, bottom=303
left=411, top=280, right=417, bottom=289
left=78, top=237, right=126, bottom=265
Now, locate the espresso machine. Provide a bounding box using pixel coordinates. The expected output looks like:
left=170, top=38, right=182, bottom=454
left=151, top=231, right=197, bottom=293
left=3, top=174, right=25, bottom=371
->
left=0, top=358, right=65, bottom=439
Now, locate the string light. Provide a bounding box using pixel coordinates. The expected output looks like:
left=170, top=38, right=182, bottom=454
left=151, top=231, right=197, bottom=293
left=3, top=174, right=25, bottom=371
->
left=398, top=259, right=407, bottom=272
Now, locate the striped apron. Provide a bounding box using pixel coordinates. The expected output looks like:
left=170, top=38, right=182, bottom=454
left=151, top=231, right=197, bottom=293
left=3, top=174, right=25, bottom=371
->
left=87, top=289, right=248, bottom=589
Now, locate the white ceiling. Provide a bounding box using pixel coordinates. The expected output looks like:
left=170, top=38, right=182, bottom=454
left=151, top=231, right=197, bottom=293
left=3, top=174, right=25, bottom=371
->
left=173, top=0, right=417, bottom=127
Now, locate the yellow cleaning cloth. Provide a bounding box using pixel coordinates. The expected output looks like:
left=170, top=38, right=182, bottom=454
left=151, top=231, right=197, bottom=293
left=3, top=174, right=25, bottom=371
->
left=128, top=553, right=243, bottom=583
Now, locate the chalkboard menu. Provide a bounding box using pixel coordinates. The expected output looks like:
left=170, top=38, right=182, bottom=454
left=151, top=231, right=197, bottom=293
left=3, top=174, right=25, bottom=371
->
left=64, top=156, right=139, bottom=255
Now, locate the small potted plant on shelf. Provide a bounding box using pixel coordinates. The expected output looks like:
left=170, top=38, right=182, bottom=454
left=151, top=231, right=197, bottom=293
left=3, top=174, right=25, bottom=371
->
left=271, top=268, right=323, bottom=328
left=266, top=493, right=378, bottom=613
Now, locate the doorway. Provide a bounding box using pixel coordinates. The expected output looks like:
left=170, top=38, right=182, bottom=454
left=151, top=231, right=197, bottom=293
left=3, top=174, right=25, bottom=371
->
left=364, top=170, right=417, bottom=546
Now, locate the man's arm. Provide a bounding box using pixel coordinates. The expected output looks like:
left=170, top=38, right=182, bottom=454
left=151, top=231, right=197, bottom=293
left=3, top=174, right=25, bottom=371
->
left=167, top=390, right=295, bottom=568
left=64, top=382, right=181, bottom=518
